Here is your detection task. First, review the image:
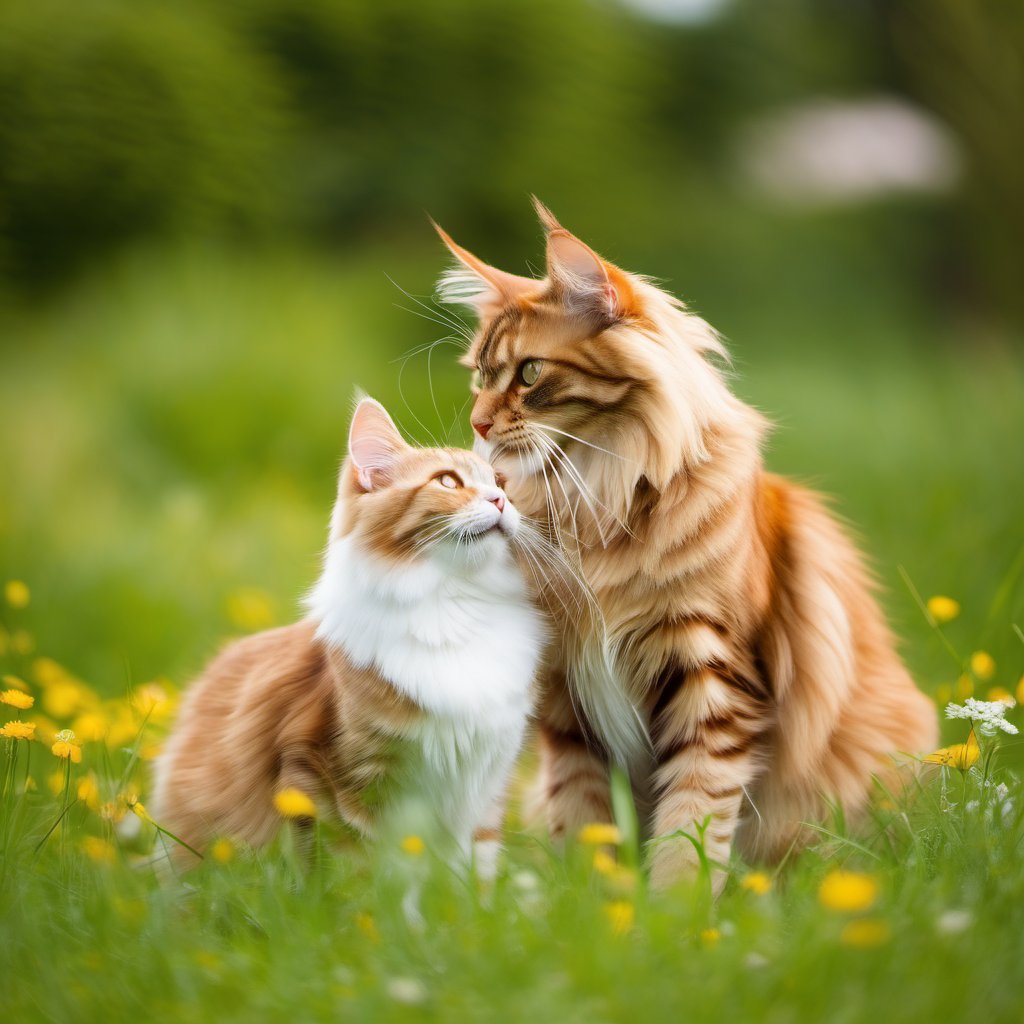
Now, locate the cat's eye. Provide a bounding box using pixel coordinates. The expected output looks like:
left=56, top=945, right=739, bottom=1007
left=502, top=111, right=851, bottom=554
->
left=470, top=368, right=482, bottom=391
left=518, top=359, right=543, bottom=387
left=437, top=473, right=461, bottom=489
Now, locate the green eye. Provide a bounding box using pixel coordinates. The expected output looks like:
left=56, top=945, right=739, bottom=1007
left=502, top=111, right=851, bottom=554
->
left=470, top=368, right=482, bottom=391
left=518, top=359, right=542, bottom=387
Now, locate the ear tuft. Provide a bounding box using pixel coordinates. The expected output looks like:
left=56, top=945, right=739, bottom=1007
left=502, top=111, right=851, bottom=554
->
left=348, top=398, right=407, bottom=492
left=531, top=195, right=563, bottom=234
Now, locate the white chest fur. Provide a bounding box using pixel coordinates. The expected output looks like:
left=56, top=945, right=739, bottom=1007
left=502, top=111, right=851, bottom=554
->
left=307, top=535, right=544, bottom=843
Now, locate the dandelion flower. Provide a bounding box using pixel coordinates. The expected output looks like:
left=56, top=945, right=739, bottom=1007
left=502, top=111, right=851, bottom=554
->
left=578, top=823, right=623, bottom=846
left=740, top=872, right=773, bottom=895
left=273, top=787, right=317, bottom=818
left=0, top=720, right=36, bottom=740
left=77, top=775, right=100, bottom=810
left=923, top=731, right=980, bottom=770
left=970, top=651, right=996, bottom=681
left=210, top=838, right=235, bottom=864
left=4, top=580, right=30, bottom=608
left=400, top=835, right=425, bottom=856
left=604, top=900, right=635, bottom=936
left=945, top=698, right=1018, bottom=737
left=51, top=729, right=82, bottom=763
left=1017, top=674, right=1024, bottom=707
left=840, top=918, right=890, bottom=948
left=1, top=688, right=34, bottom=710
left=593, top=849, right=618, bottom=875
left=699, top=927, right=721, bottom=947
left=926, top=596, right=959, bottom=624
left=818, top=870, right=879, bottom=913
left=81, top=836, right=116, bottom=864
left=226, top=588, right=275, bottom=631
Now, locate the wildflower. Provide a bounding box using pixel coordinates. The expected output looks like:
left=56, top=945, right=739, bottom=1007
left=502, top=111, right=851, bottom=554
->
left=1, top=689, right=33, bottom=710
left=226, top=588, right=275, bottom=632
left=209, top=838, right=235, bottom=864
left=970, top=651, right=996, bottom=681
left=923, top=730, right=980, bottom=770
left=955, top=674, right=973, bottom=699
left=818, top=870, right=879, bottom=913
left=593, top=849, right=618, bottom=875
left=386, top=977, right=428, bottom=1006
left=33, top=657, right=67, bottom=687
left=740, top=872, right=773, bottom=895
left=400, top=835, right=425, bottom=856
left=926, top=595, right=959, bottom=624
left=132, top=681, right=175, bottom=723
left=4, top=580, right=30, bottom=608
left=1017, top=675, right=1024, bottom=707
left=355, top=912, right=380, bottom=944
left=1, top=720, right=36, bottom=740
left=578, top=822, right=623, bottom=846
left=839, top=918, right=890, bottom=948
left=72, top=711, right=108, bottom=743
left=43, top=680, right=93, bottom=719
left=81, top=836, right=116, bottom=864
left=47, top=770, right=66, bottom=795
left=699, top=927, right=721, bottom=947
left=130, top=800, right=153, bottom=824
left=945, top=698, right=1018, bottom=737
left=935, top=909, right=973, bottom=935
left=3, top=673, right=30, bottom=691
left=51, top=729, right=82, bottom=763
left=273, top=787, right=317, bottom=818
left=604, top=900, right=635, bottom=936
left=986, top=687, right=1014, bottom=705
left=77, top=775, right=100, bottom=810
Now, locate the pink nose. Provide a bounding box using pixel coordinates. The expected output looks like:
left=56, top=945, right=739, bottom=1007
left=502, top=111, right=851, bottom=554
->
left=490, top=494, right=505, bottom=512
left=473, top=419, right=493, bottom=440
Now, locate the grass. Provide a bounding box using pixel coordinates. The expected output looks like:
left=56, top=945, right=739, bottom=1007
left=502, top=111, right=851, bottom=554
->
left=1, top=242, right=1023, bottom=1021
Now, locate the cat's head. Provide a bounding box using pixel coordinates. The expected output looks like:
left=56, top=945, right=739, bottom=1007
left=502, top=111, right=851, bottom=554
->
left=434, top=199, right=753, bottom=505
left=334, top=397, right=520, bottom=565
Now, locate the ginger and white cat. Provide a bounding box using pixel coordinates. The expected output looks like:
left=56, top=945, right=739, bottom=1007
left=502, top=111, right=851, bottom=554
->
left=151, top=398, right=545, bottom=874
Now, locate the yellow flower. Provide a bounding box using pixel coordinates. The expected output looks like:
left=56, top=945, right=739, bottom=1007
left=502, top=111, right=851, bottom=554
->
left=47, top=770, right=66, bottom=795
left=51, top=729, right=82, bottom=763
left=226, top=588, right=275, bottom=632
left=1017, top=675, right=1024, bottom=707
left=699, top=927, right=721, bottom=947
left=970, top=651, right=996, bottom=681
left=355, top=912, right=381, bottom=943
left=1, top=720, right=36, bottom=740
left=71, top=711, right=109, bottom=743
left=273, top=787, right=317, bottom=818
left=740, top=872, right=773, bottom=895
left=77, top=774, right=101, bottom=810
left=604, top=900, right=635, bottom=936
left=986, top=687, right=1014, bottom=705
left=1, top=688, right=33, bottom=710
left=923, top=730, right=980, bottom=770
left=955, top=674, right=973, bottom=699
left=400, top=835, right=425, bottom=856
left=210, top=838, right=235, bottom=864
left=2, top=674, right=30, bottom=692
left=593, top=849, right=618, bottom=875
left=132, top=681, right=176, bottom=723
left=130, top=800, right=153, bottom=823
left=839, top=918, right=891, bottom=949
left=926, top=596, right=959, bottom=624
left=4, top=580, right=30, bottom=608
left=81, top=836, right=116, bottom=864
left=578, top=823, right=623, bottom=846
left=33, top=657, right=68, bottom=687
left=818, top=870, right=879, bottom=913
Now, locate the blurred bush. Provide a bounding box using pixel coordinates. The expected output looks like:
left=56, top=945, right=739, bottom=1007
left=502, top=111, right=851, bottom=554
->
left=0, top=1, right=288, bottom=283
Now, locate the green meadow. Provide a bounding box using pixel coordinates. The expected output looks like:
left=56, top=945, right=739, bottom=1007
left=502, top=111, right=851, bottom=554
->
left=1, top=243, right=1023, bottom=1022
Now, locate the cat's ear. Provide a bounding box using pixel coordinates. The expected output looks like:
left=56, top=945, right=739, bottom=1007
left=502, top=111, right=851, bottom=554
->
left=531, top=195, right=563, bottom=234
left=433, top=221, right=538, bottom=312
left=347, top=398, right=407, bottom=492
left=545, top=228, right=637, bottom=322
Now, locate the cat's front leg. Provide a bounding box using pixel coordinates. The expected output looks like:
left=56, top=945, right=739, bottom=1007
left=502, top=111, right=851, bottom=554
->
left=539, top=672, right=614, bottom=841
left=647, top=658, right=770, bottom=894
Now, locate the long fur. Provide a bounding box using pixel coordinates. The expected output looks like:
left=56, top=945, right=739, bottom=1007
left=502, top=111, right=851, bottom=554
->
left=435, top=210, right=938, bottom=888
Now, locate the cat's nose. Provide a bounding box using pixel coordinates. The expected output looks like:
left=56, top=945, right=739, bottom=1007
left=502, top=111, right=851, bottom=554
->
left=472, top=418, right=493, bottom=440
left=489, top=494, right=506, bottom=512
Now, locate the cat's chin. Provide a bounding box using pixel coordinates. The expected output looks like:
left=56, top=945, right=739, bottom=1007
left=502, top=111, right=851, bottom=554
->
left=473, top=436, right=546, bottom=481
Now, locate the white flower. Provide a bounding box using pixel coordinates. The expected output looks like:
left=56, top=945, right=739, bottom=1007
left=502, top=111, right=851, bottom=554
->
left=936, top=909, right=973, bottom=935
left=386, top=977, right=428, bottom=1006
left=945, top=699, right=1019, bottom=737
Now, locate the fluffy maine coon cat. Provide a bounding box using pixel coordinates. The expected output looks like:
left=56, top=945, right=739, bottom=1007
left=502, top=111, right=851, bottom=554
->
left=151, top=398, right=545, bottom=874
left=434, top=199, right=938, bottom=891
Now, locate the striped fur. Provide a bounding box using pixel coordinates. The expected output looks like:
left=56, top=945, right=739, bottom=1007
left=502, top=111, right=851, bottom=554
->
left=435, top=204, right=938, bottom=890
left=151, top=399, right=544, bottom=876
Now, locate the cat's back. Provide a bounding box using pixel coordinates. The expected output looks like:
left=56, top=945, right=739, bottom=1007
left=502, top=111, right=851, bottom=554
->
left=151, top=620, right=334, bottom=852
